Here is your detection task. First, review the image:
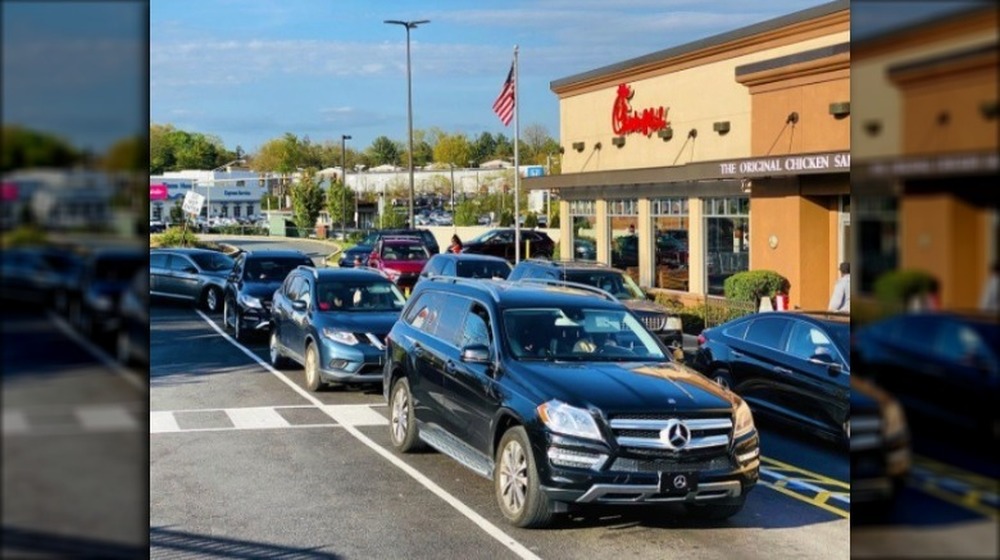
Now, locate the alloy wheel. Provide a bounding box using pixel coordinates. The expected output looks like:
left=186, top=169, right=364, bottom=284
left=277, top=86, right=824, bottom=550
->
left=390, top=386, right=410, bottom=444
left=305, top=346, right=318, bottom=388
left=269, top=332, right=280, bottom=365
left=498, top=439, right=529, bottom=514
left=714, top=375, right=730, bottom=390
left=206, top=288, right=219, bottom=312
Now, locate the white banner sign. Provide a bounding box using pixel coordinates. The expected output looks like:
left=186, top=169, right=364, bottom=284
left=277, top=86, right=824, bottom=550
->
left=182, top=190, right=206, bottom=215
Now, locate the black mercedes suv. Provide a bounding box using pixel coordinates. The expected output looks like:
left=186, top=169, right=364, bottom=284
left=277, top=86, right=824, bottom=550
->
left=384, top=277, right=759, bottom=528
left=223, top=249, right=314, bottom=341
left=508, top=259, right=683, bottom=349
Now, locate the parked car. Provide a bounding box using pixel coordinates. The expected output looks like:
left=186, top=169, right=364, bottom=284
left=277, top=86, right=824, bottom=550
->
left=367, top=236, right=430, bottom=291
left=691, top=310, right=851, bottom=443
left=222, top=249, right=315, bottom=341
left=384, top=277, right=759, bottom=528
left=853, top=311, right=999, bottom=439
left=149, top=220, right=167, bottom=233
left=269, top=267, right=407, bottom=391
left=149, top=248, right=234, bottom=312
left=416, top=253, right=512, bottom=284
left=462, top=228, right=555, bottom=262
left=69, top=249, right=146, bottom=340
left=116, top=269, right=149, bottom=368
left=574, top=238, right=597, bottom=261
left=850, top=376, right=911, bottom=505
left=339, top=228, right=440, bottom=267
left=508, top=260, right=683, bottom=349
left=0, top=248, right=63, bottom=306
left=36, top=246, right=85, bottom=314
left=611, top=234, right=689, bottom=270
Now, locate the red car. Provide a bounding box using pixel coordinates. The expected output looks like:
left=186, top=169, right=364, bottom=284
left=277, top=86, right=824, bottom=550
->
left=368, top=236, right=430, bottom=291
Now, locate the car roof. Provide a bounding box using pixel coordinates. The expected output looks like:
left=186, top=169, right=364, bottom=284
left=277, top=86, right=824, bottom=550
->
left=783, top=310, right=850, bottom=324
left=516, top=259, right=617, bottom=272
left=382, top=236, right=424, bottom=244
left=418, top=278, right=624, bottom=309
left=433, top=253, right=509, bottom=263
left=151, top=247, right=219, bottom=255
left=308, top=267, right=388, bottom=281
left=242, top=249, right=310, bottom=259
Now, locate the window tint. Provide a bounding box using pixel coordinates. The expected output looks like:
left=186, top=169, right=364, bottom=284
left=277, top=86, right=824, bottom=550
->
left=722, top=320, right=750, bottom=340
left=745, top=317, right=789, bottom=349
left=456, top=260, right=509, bottom=279
left=442, top=259, right=457, bottom=276
left=190, top=252, right=235, bottom=272
left=786, top=321, right=836, bottom=361
left=423, top=256, right=443, bottom=276
left=934, top=321, right=992, bottom=366
left=407, top=292, right=443, bottom=334
left=286, top=276, right=305, bottom=301
left=150, top=253, right=168, bottom=269
left=459, top=304, right=492, bottom=349
left=433, top=297, right=471, bottom=345
left=167, top=255, right=193, bottom=272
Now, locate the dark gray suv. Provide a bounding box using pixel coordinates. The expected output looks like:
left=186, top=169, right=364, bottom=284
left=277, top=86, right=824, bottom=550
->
left=150, top=248, right=234, bottom=312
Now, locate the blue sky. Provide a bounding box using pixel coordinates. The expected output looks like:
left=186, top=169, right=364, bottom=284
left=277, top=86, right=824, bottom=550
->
left=151, top=0, right=835, bottom=154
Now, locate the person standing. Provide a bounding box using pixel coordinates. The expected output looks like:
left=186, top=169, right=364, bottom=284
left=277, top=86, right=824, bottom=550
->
left=449, top=234, right=463, bottom=254
left=828, top=262, right=850, bottom=312
left=980, top=262, right=998, bottom=312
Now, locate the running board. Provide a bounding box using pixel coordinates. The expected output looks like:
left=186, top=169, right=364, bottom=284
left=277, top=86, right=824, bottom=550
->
left=418, top=423, right=493, bottom=480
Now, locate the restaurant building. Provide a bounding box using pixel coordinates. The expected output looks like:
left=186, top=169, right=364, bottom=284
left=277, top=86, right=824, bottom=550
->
left=852, top=4, right=998, bottom=310
left=526, top=0, right=850, bottom=310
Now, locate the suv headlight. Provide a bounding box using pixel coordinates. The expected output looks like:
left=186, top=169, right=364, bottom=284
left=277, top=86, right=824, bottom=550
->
left=734, top=399, right=755, bottom=438
left=882, top=399, right=907, bottom=438
left=537, top=400, right=603, bottom=441
left=323, top=328, right=358, bottom=346
left=238, top=293, right=262, bottom=309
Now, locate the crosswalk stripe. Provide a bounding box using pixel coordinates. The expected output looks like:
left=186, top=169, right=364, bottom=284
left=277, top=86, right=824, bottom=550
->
left=321, top=405, right=388, bottom=427
left=225, top=407, right=290, bottom=430
left=76, top=406, right=139, bottom=431
left=2, top=411, right=30, bottom=435
left=150, top=411, right=181, bottom=433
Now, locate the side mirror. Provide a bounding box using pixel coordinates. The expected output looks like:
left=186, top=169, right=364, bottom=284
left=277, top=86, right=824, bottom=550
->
left=291, top=300, right=307, bottom=311
left=460, top=344, right=491, bottom=364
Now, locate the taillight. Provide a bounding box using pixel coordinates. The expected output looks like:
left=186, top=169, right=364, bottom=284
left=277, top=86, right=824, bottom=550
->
left=697, top=333, right=706, bottom=346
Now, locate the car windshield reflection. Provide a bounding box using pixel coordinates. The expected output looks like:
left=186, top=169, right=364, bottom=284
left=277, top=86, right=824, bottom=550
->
left=503, top=307, right=667, bottom=362
left=315, top=281, right=406, bottom=312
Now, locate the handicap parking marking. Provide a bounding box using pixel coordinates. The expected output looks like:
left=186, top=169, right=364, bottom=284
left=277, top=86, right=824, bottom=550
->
left=908, top=455, right=999, bottom=519
left=759, top=455, right=850, bottom=518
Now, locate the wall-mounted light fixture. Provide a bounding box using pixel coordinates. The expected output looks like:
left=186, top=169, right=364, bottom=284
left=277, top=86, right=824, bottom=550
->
left=863, top=120, right=881, bottom=136
left=713, top=121, right=730, bottom=135
left=658, top=127, right=673, bottom=141
left=688, top=128, right=698, bottom=139
left=787, top=112, right=800, bottom=124
left=572, top=142, right=585, bottom=152
left=937, top=111, right=950, bottom=126
left=828, top=102, right=850, bottom=118
left=611, top=136, right=625, bottom=148
left=594, top=142, right=602, bottom=150
left=980, top=100, right=998, bottom=120
left=558, top=146, right=566, bottom=154
left=740, top=178, right=752, bottom=194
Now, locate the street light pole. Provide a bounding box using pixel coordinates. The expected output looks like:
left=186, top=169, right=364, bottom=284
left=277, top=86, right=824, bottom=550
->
left=384, top=19, right=429, bottom=229
left=340, top=135, right=351, bottom=238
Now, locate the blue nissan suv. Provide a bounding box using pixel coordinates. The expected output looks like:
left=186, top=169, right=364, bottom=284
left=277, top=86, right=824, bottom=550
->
left=269, top=266, right=407, bottom=391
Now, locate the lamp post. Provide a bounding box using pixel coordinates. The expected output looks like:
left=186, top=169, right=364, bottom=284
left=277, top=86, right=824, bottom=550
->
left=384, top=18, right=429, bottom=229
left=341, top=134, right=351, bottom=238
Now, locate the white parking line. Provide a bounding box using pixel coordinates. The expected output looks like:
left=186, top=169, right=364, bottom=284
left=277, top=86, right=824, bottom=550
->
left=225, top=407, right=291, bottom=430
left=76, top=405, right=139, bottom=431
left=322, top=404, right=388, bottom=427
left=195, top=309, right=542, bottom=560
left=150, top=411, right=181, bottom=434
left=46, top=311, right=147, bottom=392
left=2, top=410, right=30, bottom=435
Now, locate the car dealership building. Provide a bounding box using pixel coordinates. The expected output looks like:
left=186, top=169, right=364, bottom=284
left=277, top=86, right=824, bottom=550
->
left=526, top=0, right=850, bottom=310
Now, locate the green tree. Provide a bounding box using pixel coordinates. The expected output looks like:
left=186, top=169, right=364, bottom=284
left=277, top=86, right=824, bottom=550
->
left=291, top=169, right=326, bottom=231
left=260, top=193, right=280, bottom=212
left=367, top=135, right=400, bottom=166
left=470, top=132, right=496, bottom=166
left=493, top=134, right=514, bottom=160
left=454, top=199, right=479, bottom=226
left=1, top=126, right=80, bottom=172
left=326, top=178, right=356, bottom=230
left=150, top=123, right=176, bottom=174
left=433, top=132, right=472, bottom=168
left=377, top=207, right=407, bottom=229
left=169, top=201, right=185, bottom=224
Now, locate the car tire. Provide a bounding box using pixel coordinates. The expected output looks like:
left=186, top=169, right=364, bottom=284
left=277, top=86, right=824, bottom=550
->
left=269, top=331, right=290, bottom=369
left=710, top=369, right=735, bottom=391
left=304, top=342, right=324, bottom=392
left=203, top=286, right=222, bottom=313
left=495, top=426, right=554, bottom=528
left=683, top=497, right=746, bottom=520
left=389, top=378, right=422, bottom=452
left=116, top=330, right=134, bottom=367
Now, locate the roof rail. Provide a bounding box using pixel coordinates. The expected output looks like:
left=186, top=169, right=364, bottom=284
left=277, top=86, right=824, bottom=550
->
left=294, top=264, right=318, bottom=277
left=513, top=278, right=617, bottom=302
left=426, top=275, right=502, bottom=303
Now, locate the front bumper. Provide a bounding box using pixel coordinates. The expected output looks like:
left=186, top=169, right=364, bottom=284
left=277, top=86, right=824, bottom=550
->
left=851, top=431, right=910, bottom=502
left=318, top=338, right=385, bottom=384
left=239, top=303, right=273, bottom=332
left=537, top=430, right=759, bottom=506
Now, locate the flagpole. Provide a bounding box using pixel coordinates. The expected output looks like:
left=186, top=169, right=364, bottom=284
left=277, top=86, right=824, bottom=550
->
left=513, top=45, right=521, bottom=264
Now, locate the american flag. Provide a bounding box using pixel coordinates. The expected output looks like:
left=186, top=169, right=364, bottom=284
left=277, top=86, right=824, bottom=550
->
left=492, top=64, right=515, bottom=127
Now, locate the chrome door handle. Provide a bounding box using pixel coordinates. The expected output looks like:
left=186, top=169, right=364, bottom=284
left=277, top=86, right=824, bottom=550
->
left=773, top=366, right=792, bottom=375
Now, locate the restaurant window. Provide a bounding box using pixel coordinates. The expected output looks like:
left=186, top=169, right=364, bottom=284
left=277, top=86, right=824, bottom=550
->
left=247, top=204, right=255, bottom=218
left=568, top=200, right=596, bottom=262
left=652, top=198, right=689, bottom=291
left=153, top=203, right=163, bottom=220
left=220, top=203, right=229, bottom=218
left=608, top=199, right=639, bottom=281
left=704, top=197, right=750, bottom=296
left=233, top=205, right=241, bottom=218
left=855, top=195, right=898, bottom=294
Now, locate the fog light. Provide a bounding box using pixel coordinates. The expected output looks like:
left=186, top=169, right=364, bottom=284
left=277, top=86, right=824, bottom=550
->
left=329, top=359, right=349, bottom=370
left=886, top=447, right=911, bottom=476
left=737, top=448, right=759, bottom=464
left=548, top=448, right=608, bottom=471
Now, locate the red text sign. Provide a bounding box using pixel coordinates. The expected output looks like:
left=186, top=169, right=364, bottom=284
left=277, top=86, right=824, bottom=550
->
left=612, top=84, right=669, bottom=136
left=150, top=183, right=168, bottom=201
left=1, top=182, right=18, bottom=201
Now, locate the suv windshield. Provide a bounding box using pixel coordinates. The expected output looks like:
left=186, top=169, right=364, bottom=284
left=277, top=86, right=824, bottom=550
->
left=503, top=307, right=667, bottom=362
left=244, top=258, right=311, bottom=281
left=191, top=252, right=235, bottom=272
left=457, top=260, right=510, bottom=279
left=315, top=280, right=406, bottom=312
left=565, top=271, right=645, bottom=301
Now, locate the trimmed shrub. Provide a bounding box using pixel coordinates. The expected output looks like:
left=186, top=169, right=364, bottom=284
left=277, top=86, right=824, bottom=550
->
left=499, top=210, right=514, bottom=227
left=873, top=269, right=937, bottom=311
left=524, top=212, right=538, bottom=228
left=1, top=225, right=48, bottom=248
left=723, top=270, right=790, bottom=304
left=155, top=226, right=200, bottom=248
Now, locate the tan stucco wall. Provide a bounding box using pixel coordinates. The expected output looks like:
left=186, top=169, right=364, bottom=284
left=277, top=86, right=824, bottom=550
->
left=750, top=74, right=850, bottom=156
left=899, top=194, right=990, bottom=309
left=899, top=66, right=998, bottom=155
left=558, top=32, right=850, bottom=174
left=852, top=29, right=996, bottom=160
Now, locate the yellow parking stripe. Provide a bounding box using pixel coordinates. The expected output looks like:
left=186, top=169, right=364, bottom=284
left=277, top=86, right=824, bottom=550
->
left=910, top=454, right=999, bottom=518
left=759, top=480, right=850, bottom=518
left=760, top=456, right=850, bottom=490
left=907, top=480, right=998, bottom=520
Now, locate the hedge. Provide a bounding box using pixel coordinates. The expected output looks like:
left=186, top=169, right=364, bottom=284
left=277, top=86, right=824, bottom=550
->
left=873, top=269, right=938, bottom=310
left=723, top=270, right=790, bottom=304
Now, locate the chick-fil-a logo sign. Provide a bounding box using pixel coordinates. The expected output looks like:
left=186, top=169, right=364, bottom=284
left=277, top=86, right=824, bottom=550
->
left=612, top=83, right=669, bottom=136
